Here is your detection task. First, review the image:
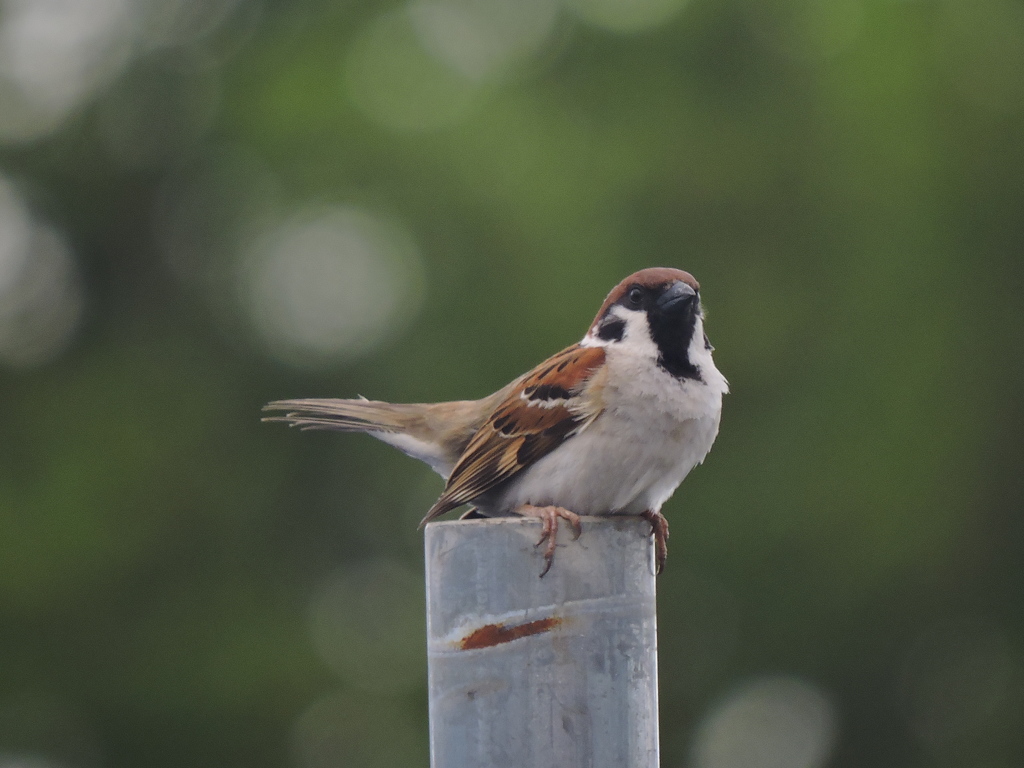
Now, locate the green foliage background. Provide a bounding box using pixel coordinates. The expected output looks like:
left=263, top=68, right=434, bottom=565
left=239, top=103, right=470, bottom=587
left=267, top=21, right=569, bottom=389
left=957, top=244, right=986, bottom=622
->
left=1, top=0, right=1022, bottom=766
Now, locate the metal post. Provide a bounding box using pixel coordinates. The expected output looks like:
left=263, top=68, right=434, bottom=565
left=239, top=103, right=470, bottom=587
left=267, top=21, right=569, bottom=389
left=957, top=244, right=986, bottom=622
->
left=424, top=516, right=659, bottom=768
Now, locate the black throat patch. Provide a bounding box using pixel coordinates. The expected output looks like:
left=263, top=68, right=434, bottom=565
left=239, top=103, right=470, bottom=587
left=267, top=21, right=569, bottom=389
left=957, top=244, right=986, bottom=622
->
left=647, top=308, right=702, bottom=381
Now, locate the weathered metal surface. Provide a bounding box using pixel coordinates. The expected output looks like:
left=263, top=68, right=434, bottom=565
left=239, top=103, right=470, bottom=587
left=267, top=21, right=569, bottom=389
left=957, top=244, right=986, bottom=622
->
left=425, top=515, right=659, bottom=768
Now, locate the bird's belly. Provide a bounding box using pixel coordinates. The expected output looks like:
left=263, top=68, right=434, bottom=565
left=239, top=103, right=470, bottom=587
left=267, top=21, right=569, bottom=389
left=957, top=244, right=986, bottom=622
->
left=483, top=406, right=721, bottom=517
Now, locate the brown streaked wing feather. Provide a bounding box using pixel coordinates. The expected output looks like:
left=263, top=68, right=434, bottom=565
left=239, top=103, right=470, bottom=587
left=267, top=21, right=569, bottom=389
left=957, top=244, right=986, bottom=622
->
left=418, top=344, right=606, bottom=525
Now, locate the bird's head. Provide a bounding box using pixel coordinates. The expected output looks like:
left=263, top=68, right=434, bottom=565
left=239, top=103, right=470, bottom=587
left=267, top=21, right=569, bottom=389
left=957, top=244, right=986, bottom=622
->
left=584, top=267, right=709, bottom=380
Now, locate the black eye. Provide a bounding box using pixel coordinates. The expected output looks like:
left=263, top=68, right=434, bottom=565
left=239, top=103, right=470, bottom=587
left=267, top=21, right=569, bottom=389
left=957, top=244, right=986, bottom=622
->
left=627, top=287, right=644, bottom=308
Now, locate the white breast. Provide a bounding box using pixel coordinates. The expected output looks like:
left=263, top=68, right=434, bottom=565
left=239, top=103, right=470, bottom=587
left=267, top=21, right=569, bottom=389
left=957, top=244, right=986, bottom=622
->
left=486, top=327, right=728, bottom=517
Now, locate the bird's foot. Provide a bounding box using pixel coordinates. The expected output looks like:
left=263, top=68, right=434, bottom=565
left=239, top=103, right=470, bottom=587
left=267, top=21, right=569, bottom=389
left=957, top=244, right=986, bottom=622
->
left=640, top=510, right=669, bottom=574
left=517, top=504, right=582, bottom=577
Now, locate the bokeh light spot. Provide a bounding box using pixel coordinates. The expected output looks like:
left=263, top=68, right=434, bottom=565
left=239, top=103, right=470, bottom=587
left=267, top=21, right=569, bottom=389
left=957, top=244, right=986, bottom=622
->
left=409, top=0, right=560, bottom=81
left=0, top=176, right=84, bottom=367
left=0, top=0, right=133, bottom=142
left=241, top=205, right=425, bottom=368
left=691, top=675, right=838, bottom=768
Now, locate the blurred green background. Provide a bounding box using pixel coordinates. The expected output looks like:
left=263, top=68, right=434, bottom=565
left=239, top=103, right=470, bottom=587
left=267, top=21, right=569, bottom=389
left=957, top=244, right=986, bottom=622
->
left=1, top=0, right=1022, bottom=766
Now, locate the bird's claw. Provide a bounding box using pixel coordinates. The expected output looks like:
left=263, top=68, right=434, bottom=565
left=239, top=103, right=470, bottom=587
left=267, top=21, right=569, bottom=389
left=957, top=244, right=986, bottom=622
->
left=640, top=510, right=669, bottom=574
left=518, top=504, right=582, bottom=577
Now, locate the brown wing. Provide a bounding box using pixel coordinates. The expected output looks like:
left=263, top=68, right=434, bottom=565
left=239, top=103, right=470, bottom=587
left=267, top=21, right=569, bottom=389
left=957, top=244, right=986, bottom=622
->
left=419, top=344, right=607, bottom=526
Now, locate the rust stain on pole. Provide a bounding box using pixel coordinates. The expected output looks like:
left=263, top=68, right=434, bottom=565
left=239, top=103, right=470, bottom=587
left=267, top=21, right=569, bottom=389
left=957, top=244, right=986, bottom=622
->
left=459, top=617, right=563, bottom=650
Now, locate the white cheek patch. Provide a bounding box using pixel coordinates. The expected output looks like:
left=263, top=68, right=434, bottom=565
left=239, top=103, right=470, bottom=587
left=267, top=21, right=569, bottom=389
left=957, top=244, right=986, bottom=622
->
left=609, top=305, right=632, bottom=321
left=581, top=306, right=654, bottom=352
left=687, top=316, right=712, bottom=366
left=688, top=315, right=730, bottom=392
left=616, top=307, right=659, bottom=358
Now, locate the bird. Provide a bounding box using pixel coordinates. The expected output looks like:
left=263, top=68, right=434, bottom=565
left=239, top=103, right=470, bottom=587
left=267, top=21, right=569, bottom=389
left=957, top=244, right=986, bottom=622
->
left=264, top=267, right=728, bottom=576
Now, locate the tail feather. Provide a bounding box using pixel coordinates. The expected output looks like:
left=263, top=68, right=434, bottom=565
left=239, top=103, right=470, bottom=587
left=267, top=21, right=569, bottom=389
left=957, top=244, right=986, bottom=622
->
left=264, top=392, right=505, bottom=501
left=262, top=398, right=424, bottom=433
left=263, top=396, right=474, bottom=478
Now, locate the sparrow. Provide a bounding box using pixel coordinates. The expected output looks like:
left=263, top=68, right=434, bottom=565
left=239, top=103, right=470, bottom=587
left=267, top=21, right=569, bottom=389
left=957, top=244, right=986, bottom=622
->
left=264, top=268, right=728, bottom=575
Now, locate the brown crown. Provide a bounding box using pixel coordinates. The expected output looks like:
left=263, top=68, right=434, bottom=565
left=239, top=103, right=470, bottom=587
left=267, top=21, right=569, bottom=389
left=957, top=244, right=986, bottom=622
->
left=590, top=268, right=700, bottom=328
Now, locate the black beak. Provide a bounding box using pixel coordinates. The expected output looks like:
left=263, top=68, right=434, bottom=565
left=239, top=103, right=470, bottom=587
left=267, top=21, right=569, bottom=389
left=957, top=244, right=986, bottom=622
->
left=655, top=281, right=697, bottom=314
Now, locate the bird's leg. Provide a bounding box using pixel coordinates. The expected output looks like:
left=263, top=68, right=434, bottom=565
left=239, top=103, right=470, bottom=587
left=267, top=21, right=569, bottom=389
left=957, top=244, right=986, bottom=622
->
left=640, top=510, right=669, bottom=574
left=517, top=504, right=583, bottom=577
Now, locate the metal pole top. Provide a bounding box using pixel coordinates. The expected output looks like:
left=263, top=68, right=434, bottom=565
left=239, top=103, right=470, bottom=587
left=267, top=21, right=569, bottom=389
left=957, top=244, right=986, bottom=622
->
left=425, top=516, right=659, bottom=768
